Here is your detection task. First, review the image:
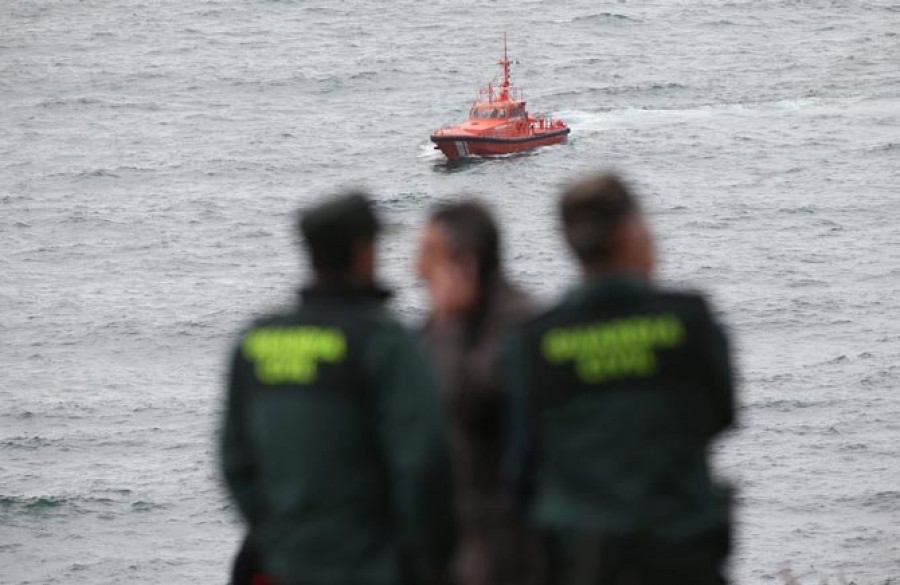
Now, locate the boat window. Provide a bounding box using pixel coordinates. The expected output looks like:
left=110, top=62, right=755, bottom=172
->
left=472, top=107, right=522, bottom=119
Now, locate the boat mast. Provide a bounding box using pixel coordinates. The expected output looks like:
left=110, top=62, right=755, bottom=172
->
left=498, top=32, right=510, bottom=101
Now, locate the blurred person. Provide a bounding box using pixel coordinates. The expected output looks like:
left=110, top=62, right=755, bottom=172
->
left=505, top=174, right=736, bottom=585
left=221, top=192, right=452, bottom=585
left=417, top=201, right=544, bottom=585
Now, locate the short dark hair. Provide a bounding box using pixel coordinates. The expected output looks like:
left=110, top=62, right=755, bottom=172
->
left=559, top=174, right=641, bottom=265
left=297, top=191, right=380, bottom=275
left=428, top=200, right=501, bottom=284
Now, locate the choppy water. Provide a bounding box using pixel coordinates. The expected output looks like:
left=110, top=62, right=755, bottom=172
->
left=2, top=1, right=899, bottom=583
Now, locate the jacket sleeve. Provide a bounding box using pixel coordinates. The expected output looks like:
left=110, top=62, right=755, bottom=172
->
left=220, top=341, right=263, bottom=526
left=698, top=300, right=737, bottom=433
left=366, top=324, right=454, bottom=583
left=501, top=326, right=539, bottom=514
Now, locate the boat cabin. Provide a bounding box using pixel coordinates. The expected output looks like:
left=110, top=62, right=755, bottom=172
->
left=469, top=103, right=527, bottom=119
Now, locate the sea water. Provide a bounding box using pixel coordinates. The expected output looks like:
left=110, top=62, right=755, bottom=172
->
left=2, top=1, right=899, bottom=583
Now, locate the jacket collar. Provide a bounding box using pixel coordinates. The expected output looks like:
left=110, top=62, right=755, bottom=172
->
left=565, top=273, right=651, bottom=306
left=299, top=281, right=392, bottom=304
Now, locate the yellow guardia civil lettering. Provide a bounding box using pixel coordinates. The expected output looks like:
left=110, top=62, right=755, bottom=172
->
left=541, top=314, right=685, bottom=383
left=242, top=326, right=347, bottom=385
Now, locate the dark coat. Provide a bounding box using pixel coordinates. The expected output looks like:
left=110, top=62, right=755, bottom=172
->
left=506, top=276, right=735, bottom=542
left=221, top=284, right=453, bottom=585
left=424, top=281, right=544, bottom=585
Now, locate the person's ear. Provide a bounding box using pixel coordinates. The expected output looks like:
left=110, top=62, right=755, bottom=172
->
left=615, top=217, right=655, bottom=278
left=352, top=239, right=376, bottom=281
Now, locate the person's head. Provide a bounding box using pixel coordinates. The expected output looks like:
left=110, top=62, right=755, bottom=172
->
left=298, top=191, right=380, bottom=284
left=559, top=173, right=655, bottom=278
left=417, top=200, right=501, bottom=319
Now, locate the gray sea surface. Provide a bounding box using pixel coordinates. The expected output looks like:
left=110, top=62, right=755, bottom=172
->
left=2, top=1, right=899, bottom=583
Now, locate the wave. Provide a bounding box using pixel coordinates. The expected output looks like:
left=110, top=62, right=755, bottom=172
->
left=867, top=142, right=899, bottom=153
left=47, top=163, right=185, bottom=182
left=61, top=210, right=117, bottom=224
left=777, top=205, right=817, bottom=214
left=0, top=436, right=56, bottom=450
left=569, top=12, right=641, bottom=24
left=0, top=494, right=171, bottom=519
left=377, top=190, right=432, bottom=212
left=837, top=491, right=900, bottom=514
left=131, top=500, right=169, bottom=512
left=0, top=495, right=112, bottom=517
left=74, top=168, right=120, bottom=180
left=349, top=70, right=379, bottom=81
left=37, top=96, right=163, bottom=110
left=37, top=96, right=102, bottom=108
left=544, top=82, right=688, bottom=100
left=748, top=398, right=835, bottom=411
left=0, top=495, right=71, bottom=511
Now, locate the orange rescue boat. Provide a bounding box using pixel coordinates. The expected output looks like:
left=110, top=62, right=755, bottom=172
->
left=431, top=37, right=570, bottom=159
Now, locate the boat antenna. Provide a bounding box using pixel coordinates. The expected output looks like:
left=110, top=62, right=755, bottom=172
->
left=498, top=32, right=510, bottom=100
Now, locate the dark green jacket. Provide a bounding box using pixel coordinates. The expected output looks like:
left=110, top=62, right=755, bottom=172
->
left=506, top=276, right=735, bottom=544
left=221, top=285, right=452, bottom=585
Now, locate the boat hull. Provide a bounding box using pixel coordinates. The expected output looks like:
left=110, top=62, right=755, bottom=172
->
left=430, top=127, right=570, bottom=159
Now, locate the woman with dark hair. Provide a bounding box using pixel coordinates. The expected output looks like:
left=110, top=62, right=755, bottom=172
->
left=417, top=200, right=544, bottom=585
